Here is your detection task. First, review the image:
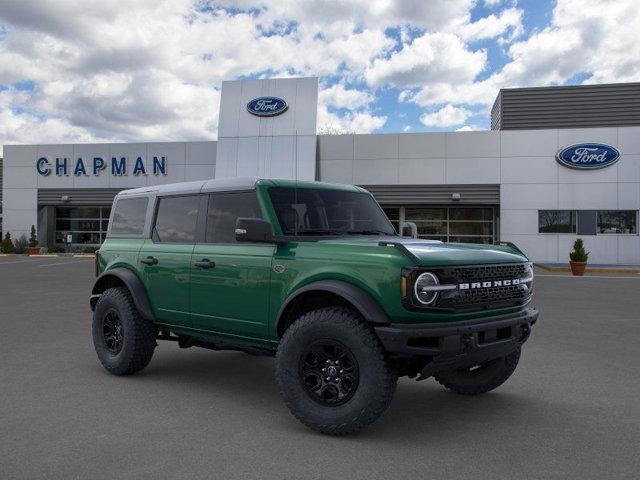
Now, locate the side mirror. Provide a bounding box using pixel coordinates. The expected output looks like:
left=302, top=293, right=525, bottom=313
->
left=235, top=217, right=274, bottom=243
left=401, top=221, right=418, bottom=238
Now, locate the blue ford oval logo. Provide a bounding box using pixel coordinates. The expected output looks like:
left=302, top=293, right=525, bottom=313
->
left=556, top=143, right=620, bottom=170
left=246, top=97, right=288, bottom=117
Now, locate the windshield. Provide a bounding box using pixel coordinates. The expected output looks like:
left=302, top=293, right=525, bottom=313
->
left=268, top=187, right=397, bottom=236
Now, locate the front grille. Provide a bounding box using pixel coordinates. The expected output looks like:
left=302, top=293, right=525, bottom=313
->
left=451, top=264, right=527, bottom=283
left=408, top=263, right=532, bottom=312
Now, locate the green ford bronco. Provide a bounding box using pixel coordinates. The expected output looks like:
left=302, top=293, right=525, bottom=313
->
left=91, top=178, right=538, bottom=435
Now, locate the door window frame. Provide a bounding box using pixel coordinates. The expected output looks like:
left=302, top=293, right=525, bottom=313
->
left=150, top=193, right=205, bottom=245
left=199, top=189, right=266, bottom=246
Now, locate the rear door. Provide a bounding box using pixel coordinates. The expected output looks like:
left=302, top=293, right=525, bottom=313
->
left=139, top=194, right=201, bottom=328
left=190, top=191, right=274, bottom=338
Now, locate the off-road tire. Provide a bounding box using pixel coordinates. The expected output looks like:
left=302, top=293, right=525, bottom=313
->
left=433, top=347, right=521, bottom=395
left=92, top=287, right=156, bottom=375
left=276, top=307, right=397, bottom=435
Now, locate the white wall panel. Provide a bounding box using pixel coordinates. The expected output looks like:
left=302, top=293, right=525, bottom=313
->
left=558, top=183, right=618, bottom=209
left=501, top=209, right=540, bottom=235
left=446, top=131, right=500, bottom=158
left=397, top=158, right=445, bottom=184
left=617, top=182, right=640, bottom=209
left=354, top=134, right=398, bottom=160
left=500, top=129, right=558, bottom=157
left=353, top=159, right=398, bottom=184
left=501, top=156, right=558, bottom=184
left=446, top=157, right=500, bottom=184
left=618, top=236, right=640, bottom=263
left=618, top=127, right=640, bottom=155
left=317, top=135, right=354, bottom=160
left=501, top=233, right=558, bottom=262
left=558, top=128, right=618, bottom=149
left=318, top=160, right=353, bottom=183
left=398, top=133, right=446, bottom=158
left=501, top=184, right=558, bottom=209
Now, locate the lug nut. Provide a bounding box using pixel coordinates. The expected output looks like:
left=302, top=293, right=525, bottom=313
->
left=326, top=377, right=330, bottom=381
left=322, top=368, right=326, bottom=372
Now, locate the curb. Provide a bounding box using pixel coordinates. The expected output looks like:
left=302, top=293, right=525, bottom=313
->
left=534, top=263, right=640, bottom=275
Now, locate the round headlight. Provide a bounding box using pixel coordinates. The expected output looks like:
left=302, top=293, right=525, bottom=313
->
left=414, top=272, right=440, bottom=305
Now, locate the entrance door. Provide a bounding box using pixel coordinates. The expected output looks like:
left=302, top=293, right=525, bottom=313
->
left=139, top=194, right=201, bottom=328
left=190, top=191, right=274, bottom=338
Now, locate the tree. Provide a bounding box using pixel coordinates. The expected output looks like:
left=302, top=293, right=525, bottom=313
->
left=1, top=232, right=15, bottom=253
left=29, top=225, right=38, bottom=248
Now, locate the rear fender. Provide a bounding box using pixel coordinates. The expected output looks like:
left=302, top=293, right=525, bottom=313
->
left=90, top=267, right=154, bottom=321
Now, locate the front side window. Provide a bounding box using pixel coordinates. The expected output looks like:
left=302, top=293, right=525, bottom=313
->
left=206, top=192, right=262, bottom=243
left=110, top=197, right=148, bottom=236
left=538, top=210, right=576, bottom=233
left=153, top=195, right=200, bottom=243
left=597, top=210, right=637, bottom=234
left=268, top=187, right=395, bottom=236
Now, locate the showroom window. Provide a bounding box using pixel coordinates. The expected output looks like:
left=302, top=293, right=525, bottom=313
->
left=55, top=206, right=112, bottom=244
left=538, top=210, right=577, bottom=233
left=383, top=206, right=495, bottom=243
left=597, top=210, right=638, bottom=234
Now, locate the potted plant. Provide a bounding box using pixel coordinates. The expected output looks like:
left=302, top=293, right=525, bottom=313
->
left=1, top=232, right=15, bottom=253
left=28, top=225, right=40, bottom=255
left=569, top=238, right=589, bottom=276
left=13, top=234, right=29, bottom=254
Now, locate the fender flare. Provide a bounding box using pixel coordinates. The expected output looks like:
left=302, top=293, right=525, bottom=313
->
left=275, top=279, right=391, bottom=336
left=90, top=267, right=154, bottom=321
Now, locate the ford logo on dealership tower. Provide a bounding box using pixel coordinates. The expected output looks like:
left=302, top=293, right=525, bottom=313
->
left=556, top=143, right=620, bottom=170
left=247, top=96, right=288, bottom=117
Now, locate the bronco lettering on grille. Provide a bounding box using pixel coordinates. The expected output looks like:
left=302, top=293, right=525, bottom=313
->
left=458, top=278, right=520, bottom=290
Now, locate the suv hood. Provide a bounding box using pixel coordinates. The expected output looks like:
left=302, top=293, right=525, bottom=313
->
left=319, top=237, right=528, bottom=266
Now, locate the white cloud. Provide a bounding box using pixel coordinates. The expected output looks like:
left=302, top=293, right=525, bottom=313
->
left=366, top=32, right=486, bottom=88
left=456, top=125, right=484, bottom=131
left=420, top=105, right=472, bottom=127
left=319, top=84, right=373, bottom=110
left=402, top=125, right=413, bottom=132
left=459, top=7, right=523, bottom=42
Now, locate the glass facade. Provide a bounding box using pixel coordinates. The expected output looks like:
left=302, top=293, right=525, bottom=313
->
left=382, top=206, right=496, bottom=244
left=55, top=206, right=111, bottom=245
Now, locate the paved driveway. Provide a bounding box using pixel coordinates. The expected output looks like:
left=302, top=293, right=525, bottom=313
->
left=1, top=256, right=639, bottom=479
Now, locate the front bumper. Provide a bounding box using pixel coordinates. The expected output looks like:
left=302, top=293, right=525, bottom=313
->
left=375, top=307, right=538, bottom=377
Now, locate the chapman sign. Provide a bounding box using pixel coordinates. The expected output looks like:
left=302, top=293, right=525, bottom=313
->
left=36, top=156, right=168, bottom=176
left=556, top=143, right=620, bottom=170
left=246, top=97, right=288, bottom=117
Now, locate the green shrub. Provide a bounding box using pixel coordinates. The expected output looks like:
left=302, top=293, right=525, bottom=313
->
left=29, top=225, right=38, bottom=248
left=569, top=238, right=589, bottom=262
left=13, top=235, right=29, bottom=254
left=48, top=244, right=66, bottom=254
left=1, top=232, right=15, bottom=253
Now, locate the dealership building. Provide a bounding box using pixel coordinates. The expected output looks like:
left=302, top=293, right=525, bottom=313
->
left=1, top=78, right=639, bottom=264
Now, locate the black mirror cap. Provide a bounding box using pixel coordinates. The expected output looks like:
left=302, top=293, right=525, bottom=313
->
left=235, top=217, right=274, bottom=243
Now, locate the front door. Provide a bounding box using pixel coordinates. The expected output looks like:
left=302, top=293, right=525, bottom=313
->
left=139, top=194, right=201, bottom=328
left=190, top=191, right=274, bottom=338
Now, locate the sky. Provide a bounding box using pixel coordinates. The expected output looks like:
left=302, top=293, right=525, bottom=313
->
left=0, top=0, right=639, bottom=154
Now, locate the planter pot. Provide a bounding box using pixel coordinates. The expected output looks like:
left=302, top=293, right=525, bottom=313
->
left=569, top=260, right=587, bottom=276
left=28, top=246, right=40, bottom=255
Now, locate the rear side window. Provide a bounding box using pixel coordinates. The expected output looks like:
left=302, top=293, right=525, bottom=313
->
left=110, top=197, right=148, bottom=236
left=206, top=192, right=262, bottom=243
left=153, top=195, right=200, bottom=244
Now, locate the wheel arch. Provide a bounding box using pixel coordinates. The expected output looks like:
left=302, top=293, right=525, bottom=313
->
left=90, top=267, right=154, bottom=321
left=275, top=280, right=391, bottom=338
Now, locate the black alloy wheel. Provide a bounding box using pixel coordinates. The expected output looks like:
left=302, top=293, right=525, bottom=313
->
left=102, top=309, right=124, bottom=355
left=300, top=340, right=359, bottom=406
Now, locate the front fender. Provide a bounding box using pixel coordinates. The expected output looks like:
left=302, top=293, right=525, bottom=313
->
left=275, top=279, right=391, bottom=336
left=90, top=267, right=154, bottom=321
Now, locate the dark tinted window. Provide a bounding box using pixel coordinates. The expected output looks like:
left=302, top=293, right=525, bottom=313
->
left=153, top=195, right=200, bottom=243
left=268, top=187, right=395, bottom=236
left=597, top=210, right=637, bottom=234
left=110, top=197, right=148, bottom=236
left=206, top=192, right=262, bottom=243
left=538, top=210, right=576, bottom=233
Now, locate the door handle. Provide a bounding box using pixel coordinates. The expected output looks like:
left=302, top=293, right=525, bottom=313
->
left=140, top=256, right=158, bottom=265
left=194, top=259, right=215, bottom=269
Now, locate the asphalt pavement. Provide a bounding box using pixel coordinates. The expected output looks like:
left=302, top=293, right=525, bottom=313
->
left=1, top=255, right=639, bottom=479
